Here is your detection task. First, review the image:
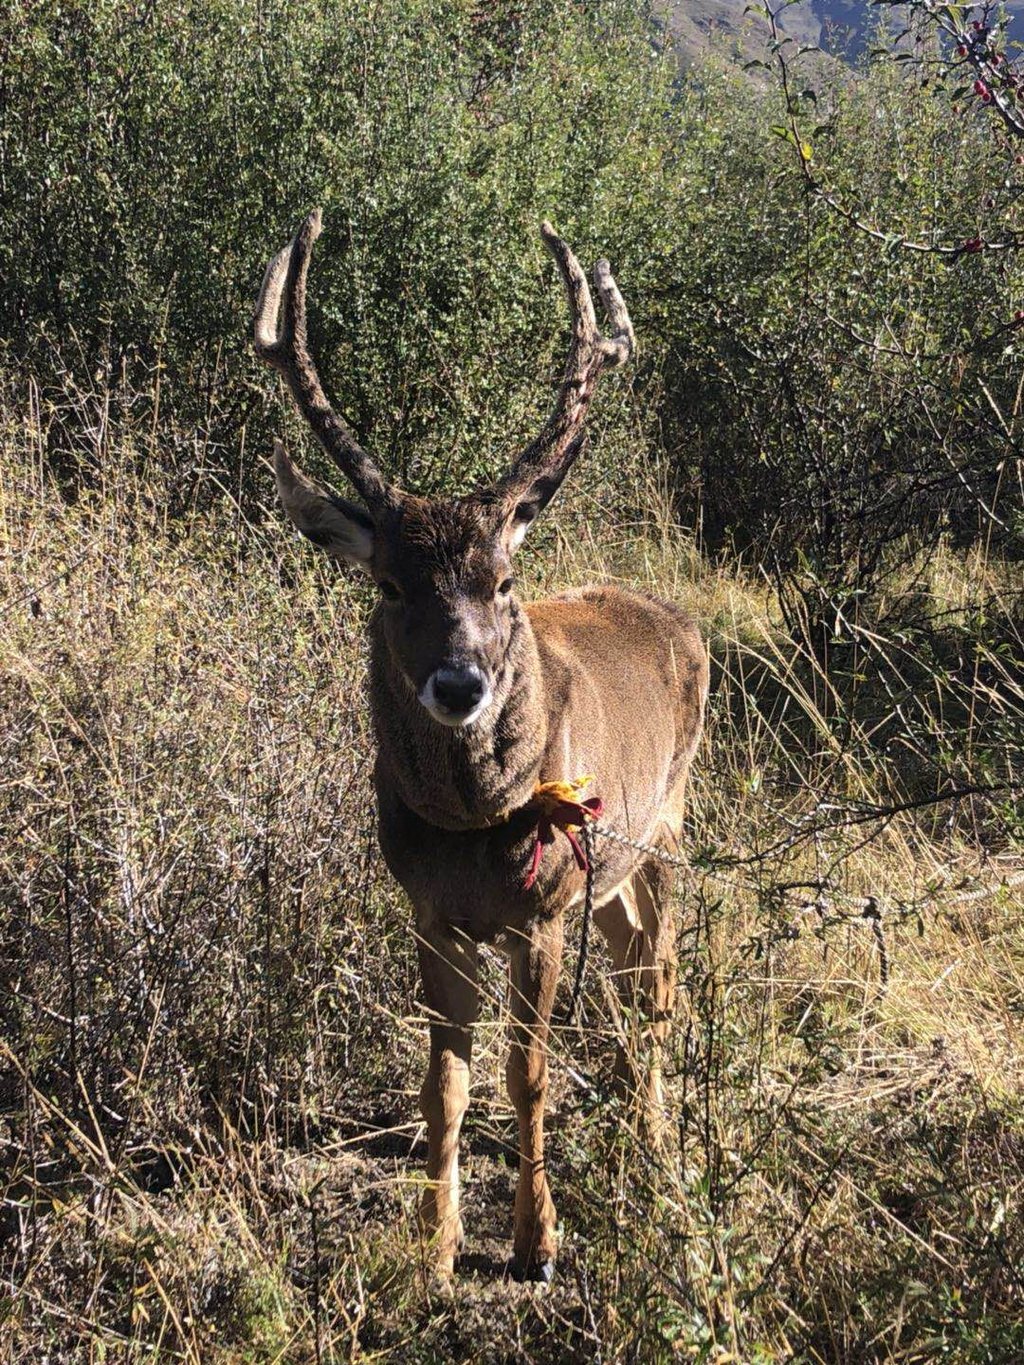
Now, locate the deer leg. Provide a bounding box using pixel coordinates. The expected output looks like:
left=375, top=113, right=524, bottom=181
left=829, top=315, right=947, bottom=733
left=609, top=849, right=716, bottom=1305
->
left=594, top=857, right=678, bottom=1144
left=506, top=914, right=564, bottom=1282
left=416, top=916, right=479, bottom=1280
left=593, top=885, right=646, bottom=1099
left=633, top=855, right=678, bottom=1134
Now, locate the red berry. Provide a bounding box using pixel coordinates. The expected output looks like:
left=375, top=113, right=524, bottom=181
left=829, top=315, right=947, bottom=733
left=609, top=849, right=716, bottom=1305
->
left=975, top=79, right=990, bottom=97
left=957, top=44, right=967, bottom=55
left=1015, top=310, right=1024, bottom=321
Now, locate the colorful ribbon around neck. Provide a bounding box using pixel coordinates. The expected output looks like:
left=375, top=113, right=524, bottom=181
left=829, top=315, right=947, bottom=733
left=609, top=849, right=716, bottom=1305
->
left=523, top=775, right=604, bottom=891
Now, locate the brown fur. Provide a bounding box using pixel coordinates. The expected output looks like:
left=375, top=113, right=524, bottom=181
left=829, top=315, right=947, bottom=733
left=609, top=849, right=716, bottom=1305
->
left=254, top=212, right=709, bottom=1281
left=373, top=581, right=707, bottom=937
left=374, top=573, right=707, bottom=1279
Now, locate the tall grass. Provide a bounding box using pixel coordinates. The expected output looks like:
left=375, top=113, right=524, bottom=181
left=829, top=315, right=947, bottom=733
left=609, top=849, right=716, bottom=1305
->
left=2, top=361, right=1022, bottom=1360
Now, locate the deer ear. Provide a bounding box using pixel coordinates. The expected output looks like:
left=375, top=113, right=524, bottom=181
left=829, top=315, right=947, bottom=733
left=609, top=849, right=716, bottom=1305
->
left=505, top=504, right=537, bottom=552
left=273, top=440, right=375, bottom=567
left=498, top=432, right=589, bottom=554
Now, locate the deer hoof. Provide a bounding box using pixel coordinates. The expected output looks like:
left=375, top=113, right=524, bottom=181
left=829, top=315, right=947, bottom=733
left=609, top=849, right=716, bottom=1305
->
left=510, top=1256, right=555, bottom=1285
left=427, top=1266, right=457, bottom=1299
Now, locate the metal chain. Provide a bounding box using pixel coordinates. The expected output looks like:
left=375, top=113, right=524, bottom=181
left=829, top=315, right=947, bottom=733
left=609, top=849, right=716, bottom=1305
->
left=559, top=821, right=595, bottom=1026
left=560, top=819, right=689, bottom=1024
left=571, top=817, right=1024, bottom=993
left=591, top=818, right=1024, bottom=920
left=589, top=819, right=692, bottom=871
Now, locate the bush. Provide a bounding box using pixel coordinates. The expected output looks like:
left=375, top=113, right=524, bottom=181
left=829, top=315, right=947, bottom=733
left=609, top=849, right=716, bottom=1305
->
left=4, top=2, right=1020, bottom=617
left=655, top=49, right=1024, bottom=646
left=0, top=0, right=676, bottom=499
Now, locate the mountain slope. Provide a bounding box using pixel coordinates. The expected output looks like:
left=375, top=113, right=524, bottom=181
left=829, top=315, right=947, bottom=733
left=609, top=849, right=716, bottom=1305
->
left=658, top=0, right=1024, bottom=69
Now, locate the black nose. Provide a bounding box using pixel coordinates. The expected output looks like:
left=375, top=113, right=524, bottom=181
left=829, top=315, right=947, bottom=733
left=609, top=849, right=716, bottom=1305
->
left=433, top=665, right=485, bottom=713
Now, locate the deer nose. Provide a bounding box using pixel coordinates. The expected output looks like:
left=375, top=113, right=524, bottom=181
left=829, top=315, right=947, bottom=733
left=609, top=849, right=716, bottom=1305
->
left=432, top=665, right=486, bottom=715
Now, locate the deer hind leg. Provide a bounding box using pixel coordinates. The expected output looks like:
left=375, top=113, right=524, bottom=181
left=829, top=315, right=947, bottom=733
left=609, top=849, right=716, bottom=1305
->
left=416, top=916, right=479, bottom=1280
left=594, top=854, right=678, bottom=1145
left=634, top=853, right=678, bottom=1133
left=506, top=913, right=564, bottom=1282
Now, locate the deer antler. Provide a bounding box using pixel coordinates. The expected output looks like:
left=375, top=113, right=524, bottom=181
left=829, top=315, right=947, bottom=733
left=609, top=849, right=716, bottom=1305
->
left=489, top=222, right=635, bottom=516
left=254, top=209, right=392, bottom=513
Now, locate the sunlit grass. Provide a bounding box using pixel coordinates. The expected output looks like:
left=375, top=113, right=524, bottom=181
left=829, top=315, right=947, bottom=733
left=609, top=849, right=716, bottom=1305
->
left=1, top=381, right=1022, bottom=1362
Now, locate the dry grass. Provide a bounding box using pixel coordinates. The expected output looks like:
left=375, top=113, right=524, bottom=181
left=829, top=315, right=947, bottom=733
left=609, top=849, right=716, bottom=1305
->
left=2, top=381, right=1023, bottom=1363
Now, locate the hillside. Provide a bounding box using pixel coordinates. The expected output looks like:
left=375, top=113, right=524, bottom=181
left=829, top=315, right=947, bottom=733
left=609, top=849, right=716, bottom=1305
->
left=659, top=0, right=1024, bottom=67
left=655, top=0, right=821, bottom=70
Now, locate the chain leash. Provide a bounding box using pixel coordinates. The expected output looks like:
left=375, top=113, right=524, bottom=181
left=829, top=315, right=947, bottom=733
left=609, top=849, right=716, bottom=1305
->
left=589, top=819, right=691, bottom=870
left=558, top=817, right=1024, bottom=1008
left=559, top=822, right=595, bottom=1025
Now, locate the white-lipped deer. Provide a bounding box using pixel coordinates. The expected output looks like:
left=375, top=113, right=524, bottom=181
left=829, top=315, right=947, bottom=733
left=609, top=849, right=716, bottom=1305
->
left=254, top=210, right=708, bottom=1282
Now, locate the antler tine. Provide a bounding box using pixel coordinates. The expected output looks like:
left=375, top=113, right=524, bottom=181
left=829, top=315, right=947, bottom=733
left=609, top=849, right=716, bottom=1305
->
left=592, top=257, right=635, bottom=367
left=254, top=208, right=391, bottom=513
left=490, top=222, right=634, bottom=510
left=540, top=220, right=600, bottom=350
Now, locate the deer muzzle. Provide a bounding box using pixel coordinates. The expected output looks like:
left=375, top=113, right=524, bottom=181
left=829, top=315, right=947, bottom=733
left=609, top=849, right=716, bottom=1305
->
left=419, top=663, right=493, bottom=728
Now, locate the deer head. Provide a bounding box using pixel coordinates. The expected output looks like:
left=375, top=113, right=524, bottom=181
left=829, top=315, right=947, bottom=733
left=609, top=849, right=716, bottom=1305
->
left=254, top=209, right=634, bottom=728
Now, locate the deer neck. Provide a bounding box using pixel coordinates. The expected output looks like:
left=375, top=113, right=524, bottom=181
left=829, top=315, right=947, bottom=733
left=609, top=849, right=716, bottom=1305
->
left=369, top=602, right=547, bottom=831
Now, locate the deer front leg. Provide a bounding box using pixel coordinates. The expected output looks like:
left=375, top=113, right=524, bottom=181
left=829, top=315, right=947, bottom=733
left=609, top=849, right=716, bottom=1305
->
left=506, top=914, right=564, bottom=1282
left=416, top=915, right=479, bottom=1280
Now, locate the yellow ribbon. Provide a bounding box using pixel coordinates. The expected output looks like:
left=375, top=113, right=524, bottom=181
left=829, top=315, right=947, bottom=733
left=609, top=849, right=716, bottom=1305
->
left=531, top=774, right=595, bottom=824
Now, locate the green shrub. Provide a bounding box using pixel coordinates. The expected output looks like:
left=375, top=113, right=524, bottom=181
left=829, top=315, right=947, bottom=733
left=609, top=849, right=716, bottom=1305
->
left=655, top=50, right=1023, bottom=634
left=0, top=0, right=676, bottom=497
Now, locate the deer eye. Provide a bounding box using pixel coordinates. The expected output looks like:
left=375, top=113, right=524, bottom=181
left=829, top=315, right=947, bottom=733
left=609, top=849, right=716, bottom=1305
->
left=378, top=579, right=402, bottom=601
left=497, top=577, right=514, bottom=597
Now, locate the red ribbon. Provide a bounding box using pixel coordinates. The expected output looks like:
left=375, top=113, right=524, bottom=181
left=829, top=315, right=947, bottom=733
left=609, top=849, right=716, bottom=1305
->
left=523, top=785, right=604, bottom=891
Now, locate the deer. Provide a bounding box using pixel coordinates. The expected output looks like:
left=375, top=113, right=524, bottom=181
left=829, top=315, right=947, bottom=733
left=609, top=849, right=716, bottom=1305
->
left=254, top=209, right=708, bottom=1284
